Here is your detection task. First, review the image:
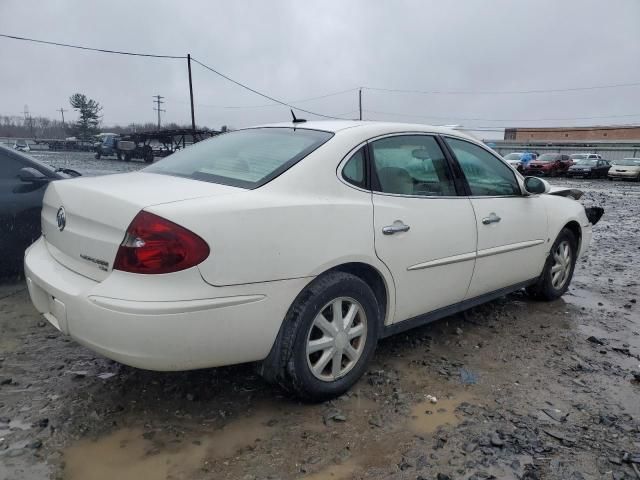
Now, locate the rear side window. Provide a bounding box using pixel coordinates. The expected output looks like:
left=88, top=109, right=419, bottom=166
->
left=445, top=137, right=521, bottom=196
left=370, top=135, right=457, bottom=196
left=145, top=128, right=333, bottom=189
left=342, top=147, right=366, bottom=187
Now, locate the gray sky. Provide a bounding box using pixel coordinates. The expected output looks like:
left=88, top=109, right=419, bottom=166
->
left=1, top=0, right=640, bottom=139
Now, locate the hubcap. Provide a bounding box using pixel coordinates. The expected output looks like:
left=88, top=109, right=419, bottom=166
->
left=550, top=240, right=572, bottom=289
left=305, top=297, right=367, bottom=382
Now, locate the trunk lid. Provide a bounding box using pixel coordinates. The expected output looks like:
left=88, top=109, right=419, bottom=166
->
left=42, top=172, right=241, bottom=281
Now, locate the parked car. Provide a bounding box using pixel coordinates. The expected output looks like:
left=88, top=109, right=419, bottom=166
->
left=523, top=153, right=572, bottom=176
left=24, top=121, right=602, bottom=400
left=503, top=152, right=537, bottom=172
left=570, top=153, right=601, bottom=164
left=0, top=145, right=80, bottom=275
left=566, top=159, right=611, bottom=179
left=608, top=158, right=640, bottom=181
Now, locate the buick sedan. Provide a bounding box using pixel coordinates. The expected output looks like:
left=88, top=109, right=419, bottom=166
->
left=24, top=121, right=602, bottom=400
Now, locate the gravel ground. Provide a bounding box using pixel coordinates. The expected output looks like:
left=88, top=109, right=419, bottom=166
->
left=0, top=151, right=639, bottom=480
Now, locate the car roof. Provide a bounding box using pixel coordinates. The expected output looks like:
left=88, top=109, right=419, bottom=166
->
left=250, top=120, right=478, bottom=140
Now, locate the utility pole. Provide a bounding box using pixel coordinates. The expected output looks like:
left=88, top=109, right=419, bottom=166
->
left=58, top=107, right=66, bottom=125
left=153, top=95, right=165, bottom=130
left=187, top=54, right=196, bottom=135
left=358, top=88, right=362, bottom=121
left=23, top=104, right=34, bottom=138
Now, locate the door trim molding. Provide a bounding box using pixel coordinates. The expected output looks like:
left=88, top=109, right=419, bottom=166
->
left=407, top=251, right=476, bottom=271
left=476, top=239, right=545, bottom=259
left=381, top=278, right=538, bottom=338
left=407, top=239, right=544, bottom=272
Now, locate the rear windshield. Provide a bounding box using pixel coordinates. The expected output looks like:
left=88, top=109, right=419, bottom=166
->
left=145, top=127, right=333, bottom=188
left=538, top=153, right=559, bottom=162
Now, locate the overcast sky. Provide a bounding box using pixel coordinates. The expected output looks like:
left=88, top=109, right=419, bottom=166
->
left=1, top=0, right=640, bottom=139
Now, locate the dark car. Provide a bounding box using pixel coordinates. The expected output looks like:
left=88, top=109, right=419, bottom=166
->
left=523, top=153, right=572, bottom=177
left=0, top=145, right=80, bottom=275
left=566, top=158, right=611, bottom=179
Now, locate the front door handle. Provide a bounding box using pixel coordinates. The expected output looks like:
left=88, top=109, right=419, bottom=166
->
left=482, top=212, right=501, bottom=225
left=382, top=220, right=410, bottom=235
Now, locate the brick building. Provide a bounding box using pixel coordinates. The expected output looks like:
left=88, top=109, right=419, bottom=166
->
left=504, top=125, right=640, bottom=142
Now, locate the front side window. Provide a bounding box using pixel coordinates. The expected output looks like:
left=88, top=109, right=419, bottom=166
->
left=370, top=135, right=456, bottom=196
left=445, top=137, right=521, bottom=196
left=145, top=127, right=333, bottom=188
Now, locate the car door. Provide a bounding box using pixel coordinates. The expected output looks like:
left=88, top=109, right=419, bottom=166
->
left=369, top=134, right=477, bottom=322
left=0, top=150, right=52, bottom=265
left=443, top=137, right=548, bottom=299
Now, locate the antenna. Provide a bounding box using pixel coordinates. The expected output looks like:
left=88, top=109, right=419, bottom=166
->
left=290, top=109, right=306, bottom=124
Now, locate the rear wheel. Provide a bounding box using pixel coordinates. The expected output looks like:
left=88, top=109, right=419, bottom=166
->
left=264, top=272, right=380, bottom=401
left=527, top=228, right=577, bottom=301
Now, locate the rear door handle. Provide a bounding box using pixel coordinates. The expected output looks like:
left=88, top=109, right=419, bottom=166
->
left=482, top=212, right=501, bottom=225
left=382, top=220, right=410, bottom=235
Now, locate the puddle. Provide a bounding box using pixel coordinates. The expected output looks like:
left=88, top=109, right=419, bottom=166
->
left=64, top=413, right=276, bottom=480
left=303, top=459, right=359, bottom=480
left=409, top=391, right=473, bottom=435
left=564, top=286, right=610, bottom=310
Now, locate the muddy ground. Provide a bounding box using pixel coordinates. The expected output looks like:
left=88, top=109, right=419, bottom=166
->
left=0, top=152, right=639, bottom=479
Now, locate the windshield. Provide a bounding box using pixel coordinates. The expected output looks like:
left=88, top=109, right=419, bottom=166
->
left=145, top=127, right=333, bottom=188
left=504, top=153, right=522, bottom=160
left=612, top=158, right=640, bottom=166
left=575, top=159, right=597, bottom=166
left=537, top=153, right=559, bottom=162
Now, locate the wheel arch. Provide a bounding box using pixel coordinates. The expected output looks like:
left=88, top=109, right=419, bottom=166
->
left=322, top=262, right=391, bottom=327
left=562, top=220, right=582, bottom=252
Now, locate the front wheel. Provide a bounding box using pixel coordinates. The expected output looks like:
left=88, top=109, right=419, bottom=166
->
left=266, top=272, right=380, bottom=401
left=527, top=228, right=577, bottom=301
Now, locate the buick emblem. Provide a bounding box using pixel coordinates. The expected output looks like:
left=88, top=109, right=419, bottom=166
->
left=56, top=206, right=66, bottom=232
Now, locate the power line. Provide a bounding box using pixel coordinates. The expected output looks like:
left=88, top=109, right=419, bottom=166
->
left=178, top=88, right=359, bottom=110
left=363, top=109, right=640, bottom=124
left=190, top=57, right=347, bottom=120
left=0, top=33, right=185, bottom=59
left=363, top=81, right=640, bottom=96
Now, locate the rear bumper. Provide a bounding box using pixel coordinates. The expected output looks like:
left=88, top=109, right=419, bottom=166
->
left=24, top=237, right=311, bottom=371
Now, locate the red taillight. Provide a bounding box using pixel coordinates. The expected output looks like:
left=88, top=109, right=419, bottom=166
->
left=113, top=211, right=210, bottom=274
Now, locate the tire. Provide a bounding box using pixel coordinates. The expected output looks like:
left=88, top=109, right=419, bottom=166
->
left=94, top=152, right=101, bottom=159
left=262, top=272, right=380, bottom=401
left=527, top=228, right=578, bottom=301
left=143, top=146, right=154, bottom=164
left=123, top=153, right=132, bottom=162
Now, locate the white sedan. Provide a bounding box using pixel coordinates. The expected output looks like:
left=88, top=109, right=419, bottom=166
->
left=25, top=121, right=602, bottom=400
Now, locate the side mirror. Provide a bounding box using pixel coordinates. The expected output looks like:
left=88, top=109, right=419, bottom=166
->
left=523, top=176, right=551, bottom=195
left=18, top=167, right=50, bottom=185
